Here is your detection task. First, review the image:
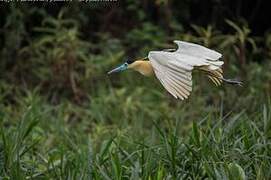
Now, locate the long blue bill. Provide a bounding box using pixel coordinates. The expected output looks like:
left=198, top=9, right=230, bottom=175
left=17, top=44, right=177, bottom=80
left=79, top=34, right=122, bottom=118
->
left=107, top=63, right=128, bottom=74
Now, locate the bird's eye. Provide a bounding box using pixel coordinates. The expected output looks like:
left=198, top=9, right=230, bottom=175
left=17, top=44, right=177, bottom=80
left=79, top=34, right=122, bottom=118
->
left=124, top=63, right=128, bottom=66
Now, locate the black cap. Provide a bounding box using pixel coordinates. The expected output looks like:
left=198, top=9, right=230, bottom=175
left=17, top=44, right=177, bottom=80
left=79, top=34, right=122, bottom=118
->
left=126, top=59, right=135, bottom=64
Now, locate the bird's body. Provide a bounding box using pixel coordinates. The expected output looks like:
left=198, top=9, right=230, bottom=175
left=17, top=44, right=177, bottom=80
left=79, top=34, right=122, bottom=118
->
left=108, top=40, right=241, bottom=100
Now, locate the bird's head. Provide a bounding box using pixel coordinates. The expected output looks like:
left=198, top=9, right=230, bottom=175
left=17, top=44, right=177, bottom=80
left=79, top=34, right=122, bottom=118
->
left=107, top=59, right=135, bottom=74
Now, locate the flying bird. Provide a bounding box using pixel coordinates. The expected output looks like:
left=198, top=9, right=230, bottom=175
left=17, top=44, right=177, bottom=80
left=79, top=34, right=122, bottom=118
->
left=108, top=40, right=242, bottom=100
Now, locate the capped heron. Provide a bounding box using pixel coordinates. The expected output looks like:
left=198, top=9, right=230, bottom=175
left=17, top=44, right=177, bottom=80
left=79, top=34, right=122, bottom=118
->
left=108, top=40, right=242, bottom=100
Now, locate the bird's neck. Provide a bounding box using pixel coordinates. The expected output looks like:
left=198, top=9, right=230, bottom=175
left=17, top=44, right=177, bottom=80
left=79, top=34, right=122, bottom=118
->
left=129, top=60, right=154, bottom=77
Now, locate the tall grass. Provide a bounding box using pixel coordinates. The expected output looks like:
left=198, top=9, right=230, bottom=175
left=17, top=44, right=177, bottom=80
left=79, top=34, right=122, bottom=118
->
left=1, top=72, right=271, bottom=177
left=0, top=81, right=270, bottom=179
left=1, top=7, right=271, bottom=180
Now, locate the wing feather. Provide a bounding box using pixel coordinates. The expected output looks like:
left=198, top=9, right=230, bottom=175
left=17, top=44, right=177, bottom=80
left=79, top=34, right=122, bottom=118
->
left=167, top=68, right=192, bottom=85
left=167, top=74, right=189, bottom=95
left=149, top=51, right=193, bottom=99
left=165, top=77, right=187, bottom=99
left=167, top=63, right=192, bottom=80
left=163, top=77, right=184, bottom=99
left=174, top=40, right=222, bottom=61
left=155, top=70, right=178, bottom=99
left=167, top=71, right=192, bottom=92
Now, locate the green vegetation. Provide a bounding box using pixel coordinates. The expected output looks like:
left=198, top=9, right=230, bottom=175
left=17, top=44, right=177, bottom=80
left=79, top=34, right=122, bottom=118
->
left=1, top=3, right=271, bottom=179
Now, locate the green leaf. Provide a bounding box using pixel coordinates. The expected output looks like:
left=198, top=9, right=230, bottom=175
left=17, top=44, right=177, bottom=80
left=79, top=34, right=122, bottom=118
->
left=228, top=163, right=246, bottom=180
left=192, top=122, right=200, bottom=146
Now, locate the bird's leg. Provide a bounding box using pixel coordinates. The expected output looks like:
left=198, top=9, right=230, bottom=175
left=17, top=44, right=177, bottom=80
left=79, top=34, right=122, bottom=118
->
left=162, top=48, right=176, bottom=52
left=221, top=78, right=243, bottom=87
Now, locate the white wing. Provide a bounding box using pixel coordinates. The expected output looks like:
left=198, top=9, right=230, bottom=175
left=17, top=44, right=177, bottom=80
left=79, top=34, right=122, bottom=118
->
left=148, top=41, right=223, bottom=100
left=174, top=40, right=222, bottom=61
left=149, top=51, right=194, bottom=100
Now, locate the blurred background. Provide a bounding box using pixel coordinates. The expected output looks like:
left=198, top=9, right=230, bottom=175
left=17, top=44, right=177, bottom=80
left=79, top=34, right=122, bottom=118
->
left=0, top=1, right=271, bottom=179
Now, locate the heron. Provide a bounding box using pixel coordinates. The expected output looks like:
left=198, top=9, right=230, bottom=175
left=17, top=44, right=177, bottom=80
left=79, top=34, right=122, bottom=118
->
left=108, top=40, right=242, bottom=100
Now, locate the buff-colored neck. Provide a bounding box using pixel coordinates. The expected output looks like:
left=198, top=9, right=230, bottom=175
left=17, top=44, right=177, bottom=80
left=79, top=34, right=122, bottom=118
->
left=128, top=60, right=154, bottom=77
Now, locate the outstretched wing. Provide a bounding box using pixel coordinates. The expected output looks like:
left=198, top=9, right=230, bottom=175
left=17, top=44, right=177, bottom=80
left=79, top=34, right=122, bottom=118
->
left=148, top=41, right=223, bottom=100
left=148, top=51, right=195, bottom=100
left=174, top=40, right=222, bottom=61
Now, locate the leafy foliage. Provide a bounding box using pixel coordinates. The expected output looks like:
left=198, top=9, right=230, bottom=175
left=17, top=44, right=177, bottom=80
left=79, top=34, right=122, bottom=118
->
left=0, top=3, right=271, bottom=179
